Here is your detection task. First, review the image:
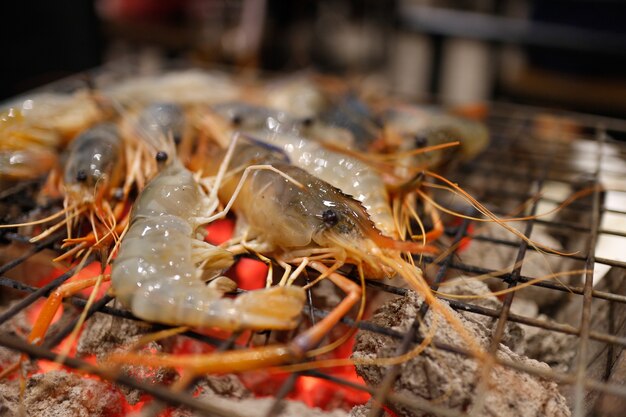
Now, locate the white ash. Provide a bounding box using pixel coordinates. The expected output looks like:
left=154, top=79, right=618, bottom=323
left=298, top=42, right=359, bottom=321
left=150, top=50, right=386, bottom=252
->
left=77, top=311, right=176, bottom=404
left=442, top=279, right=577, bottom=371
left=171, top=375, right=348, bottom=417
left=349, top=400, right=395, bottom=417
left=439, top=278, right=526, bottom=354
left=77, top=311, right=156, bottom=359
left=0, top=370, right=125, bottom=417
left=458, top=222, right=582, bottom=308
left=510, top=298, right=576, bottom=374
left=353, top=288, right=571, bottom=417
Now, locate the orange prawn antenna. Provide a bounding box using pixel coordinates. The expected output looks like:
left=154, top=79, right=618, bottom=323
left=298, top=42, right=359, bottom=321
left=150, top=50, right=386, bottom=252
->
left=368, top=231, right=439, bottom=255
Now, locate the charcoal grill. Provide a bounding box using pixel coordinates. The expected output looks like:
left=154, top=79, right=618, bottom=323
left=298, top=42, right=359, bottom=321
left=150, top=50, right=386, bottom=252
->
left=1, top=89, right=626, bottom=417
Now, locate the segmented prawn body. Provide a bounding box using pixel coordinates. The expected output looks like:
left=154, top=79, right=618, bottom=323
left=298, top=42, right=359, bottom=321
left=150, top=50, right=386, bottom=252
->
left=111, top=157, right=305, bottom=331
left=212, top=141, right=434, bottom=278
left=106, top=70, right=241, bottom=107
left=136, top=139, right=482, bottom=376
left=382, top=104, right=489, bottom=171
left=209, top=102, right=397, bottom=238
left=0, top=92, right=100, bottom=185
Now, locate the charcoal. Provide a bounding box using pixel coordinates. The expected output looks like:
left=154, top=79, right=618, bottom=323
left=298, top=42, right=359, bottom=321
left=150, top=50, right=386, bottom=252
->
left=77, top=311, right=154, bottom=359
left=0, top=301, right=38, bottom=375
left=439, top=278, right=525, bottom=353
left=353, top=289, right=571, bottom=417
left=77, top=311, right=176, bottom=405
left=0, top=370, right=125, bottom=417
left=172, top=375, right=348, bottom=417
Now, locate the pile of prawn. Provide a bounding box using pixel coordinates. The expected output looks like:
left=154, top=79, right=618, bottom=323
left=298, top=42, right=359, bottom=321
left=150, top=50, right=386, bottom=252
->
left=1, top=69, right=513, bottom=382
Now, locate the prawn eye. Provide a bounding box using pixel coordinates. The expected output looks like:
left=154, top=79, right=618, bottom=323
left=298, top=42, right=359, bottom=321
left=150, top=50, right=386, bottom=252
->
left=76, top=169, right=88, bottom=182
left=301, top=117, right=314, bottom=128
left=414, top=134, right=428, bottom=148
left=231, top=114, right=243, bottom=126
left=156, top=151, right=168, bottom=162
left=322, top=209, right=339, bottom=227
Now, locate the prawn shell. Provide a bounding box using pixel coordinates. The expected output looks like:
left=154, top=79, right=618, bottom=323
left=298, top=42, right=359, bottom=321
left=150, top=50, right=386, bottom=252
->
left=0, top=147, right=57, bottom=181
left=130, top=161, right=202, bottom=220
left=63, top=123, right=124, bottom=199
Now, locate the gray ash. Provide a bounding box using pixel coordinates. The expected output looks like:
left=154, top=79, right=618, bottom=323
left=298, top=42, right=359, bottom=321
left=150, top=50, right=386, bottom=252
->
left=77, top=311, right=177, bottom=404
left=0, top=370, right=125, bottom=417
left=352, top=284, right=571, bottom=417
left=172, top=375, right=348, bottom=417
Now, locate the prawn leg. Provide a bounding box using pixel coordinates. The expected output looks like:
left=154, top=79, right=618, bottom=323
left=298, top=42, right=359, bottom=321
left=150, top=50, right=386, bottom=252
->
left=106, top=261, right=361, bottom=376
left=28, top=274, right=110, bottom=346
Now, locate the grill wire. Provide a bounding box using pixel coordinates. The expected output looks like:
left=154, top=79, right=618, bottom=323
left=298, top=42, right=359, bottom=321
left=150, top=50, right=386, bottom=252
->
left=1, top=102, right=626, bottom=417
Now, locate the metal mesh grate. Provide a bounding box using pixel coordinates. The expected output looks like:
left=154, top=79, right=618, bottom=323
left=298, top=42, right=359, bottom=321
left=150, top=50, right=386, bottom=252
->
left=1, top=100, right=626, bottom=417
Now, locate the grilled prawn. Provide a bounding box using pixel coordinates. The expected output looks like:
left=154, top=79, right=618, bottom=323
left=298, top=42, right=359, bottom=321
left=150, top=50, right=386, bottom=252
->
left=111, top=156, right=305, bottom=330
left=208, top=102, right=397, bottom=237
left=106, top=139, right=479, bottom=376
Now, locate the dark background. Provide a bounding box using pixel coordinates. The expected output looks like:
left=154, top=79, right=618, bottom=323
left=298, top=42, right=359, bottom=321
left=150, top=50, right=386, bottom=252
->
left=2, top=0, right=626, bottom=117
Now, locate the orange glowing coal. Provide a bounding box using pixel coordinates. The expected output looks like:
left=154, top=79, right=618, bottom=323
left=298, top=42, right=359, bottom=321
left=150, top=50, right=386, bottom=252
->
left=21, top=217, right=370, bottom=414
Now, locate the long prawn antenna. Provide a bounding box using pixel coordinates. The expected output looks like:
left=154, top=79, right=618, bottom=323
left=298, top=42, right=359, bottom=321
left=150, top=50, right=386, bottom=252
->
left=239, top=133, right=292, bottom=163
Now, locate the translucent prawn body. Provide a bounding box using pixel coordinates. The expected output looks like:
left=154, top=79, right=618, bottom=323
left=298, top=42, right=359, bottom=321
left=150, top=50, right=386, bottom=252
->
left=112, top=160, right=305, bottom=330
left=210, top=102, right=396, bottom=237
left=255, top=131, right=396, bottom=238
left=213, top=142, right=418, bottom=278
left=137, top=102, right=186, bottom=147
left=63, top=123, right=123, bottom=202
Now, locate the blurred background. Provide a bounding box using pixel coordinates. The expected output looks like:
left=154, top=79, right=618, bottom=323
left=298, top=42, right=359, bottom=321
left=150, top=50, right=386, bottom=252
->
left=3, top=0, right=626, bottom=117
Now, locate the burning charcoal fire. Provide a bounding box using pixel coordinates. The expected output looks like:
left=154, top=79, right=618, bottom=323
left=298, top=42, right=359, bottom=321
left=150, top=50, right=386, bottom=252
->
left=77, top=311, right=177, bottom=404
left=353, top=285, right=571, bottom=417
left=0, top=370, right=125, bottom=417
left=172, top=375, right=349, bottom=417
left=0, top=301, right=39, bottom=374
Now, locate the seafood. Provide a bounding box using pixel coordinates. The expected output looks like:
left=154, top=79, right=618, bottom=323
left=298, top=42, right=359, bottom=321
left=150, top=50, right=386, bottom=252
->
left=209, top=140, right=435, bottom=277
left=106, top=70, right=241, bottom=107
left=111, top=139, right=479, bottom=376
left=209, top=102, right=397, bottom=237
left=382, top=104, right=489, bottom=170
left=136, top=102, right=186, bottom=147
left=111, top=154, right=305, bottom=330
left=15, top=122, right=129, bottom=263
left=62, top=123, right=124, bottom=205
left=3, top=70, right=495, bottom=382
left=0, top=147, right=57, bottom=183
left=2, top=92, right=102, bottom=143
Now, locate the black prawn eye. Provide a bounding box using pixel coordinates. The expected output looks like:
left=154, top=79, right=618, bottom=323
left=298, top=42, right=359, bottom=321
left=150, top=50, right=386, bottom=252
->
left=322, top=209, right=339, bottom=227
left=301, top=117, right=314, bottom=128
left=231, top=114, right=243, bottom=126
left=156, top=151, right=168, bottom=162
left=414, top=134, right=428, bottom=148
left=76, top=169, right=88, bottom=182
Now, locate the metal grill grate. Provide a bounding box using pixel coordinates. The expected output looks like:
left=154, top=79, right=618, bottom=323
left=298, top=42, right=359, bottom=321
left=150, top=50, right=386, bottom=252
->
left=1, top=101, right=626, bottom=417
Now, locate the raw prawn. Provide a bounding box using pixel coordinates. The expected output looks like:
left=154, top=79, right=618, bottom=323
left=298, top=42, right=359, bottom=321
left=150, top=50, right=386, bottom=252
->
left=136, top=102, right=186, bottom=147
left=0, top=147, right=57, bottom=184
left=111, top=156, right=305, bottom=330
left=1, top=122, right=129, bottom=264
left=2, top=92, right=102, bottom=144
left=108, top=139, right=481, bottom=377
left=106, top=70, right=241, bottom=107
left=207, top=102, right=397, bottom=238
left=381, top=103, right=489, bottom=170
